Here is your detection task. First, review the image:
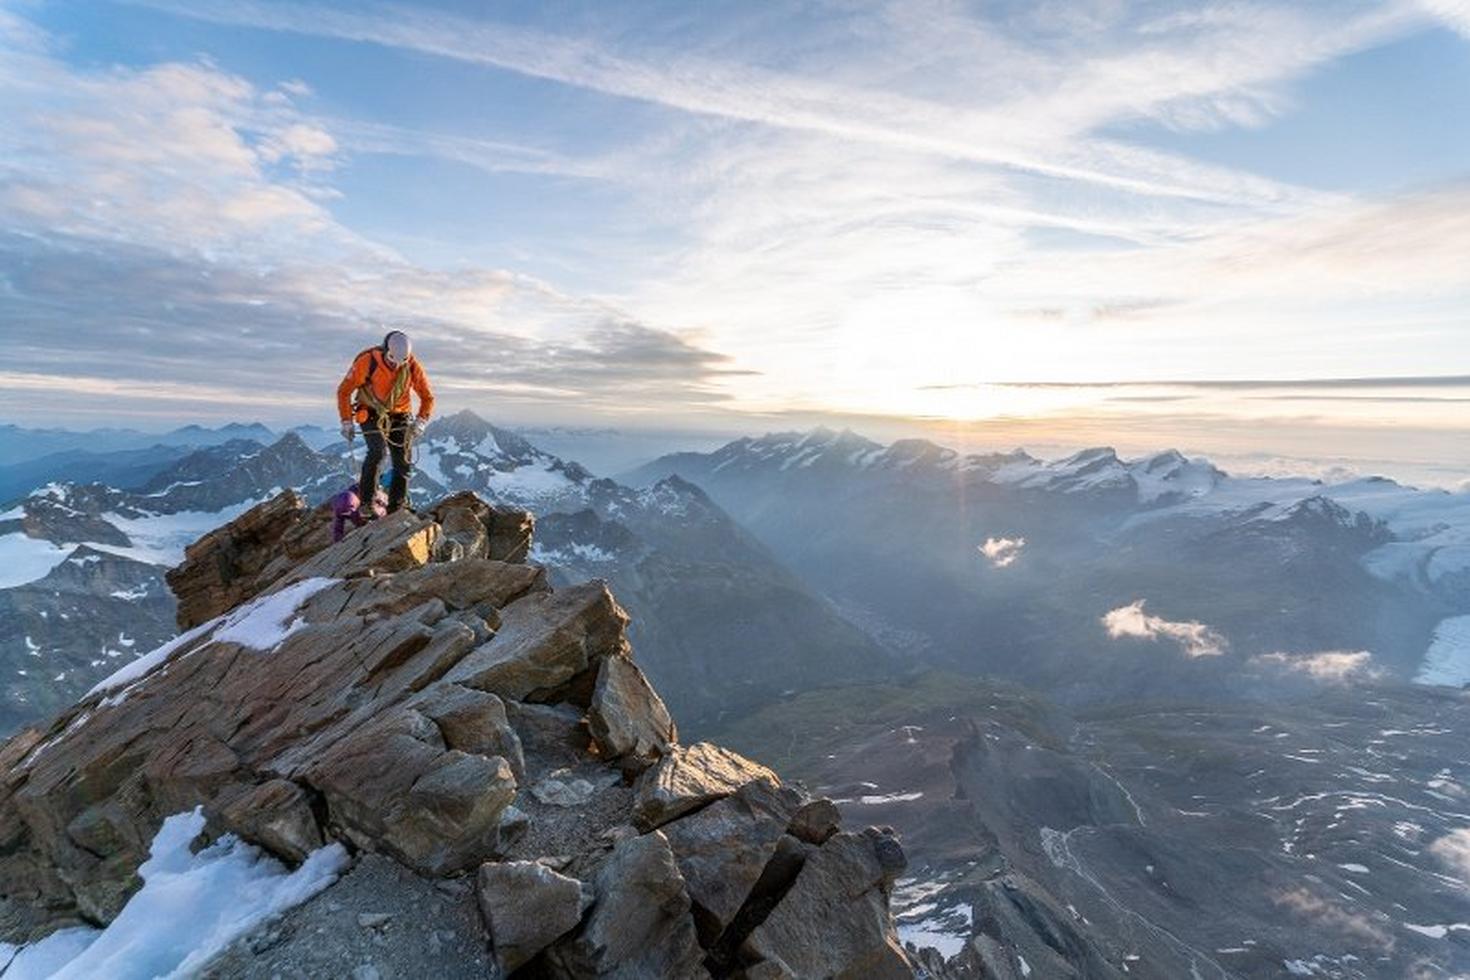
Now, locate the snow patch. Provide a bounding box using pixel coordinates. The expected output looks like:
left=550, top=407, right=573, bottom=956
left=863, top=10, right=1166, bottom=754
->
left=835, top=791, right=925, bottom=805
left=2, top=808, right=348, bottom=979
left=86, top=578, right=336, bottom=701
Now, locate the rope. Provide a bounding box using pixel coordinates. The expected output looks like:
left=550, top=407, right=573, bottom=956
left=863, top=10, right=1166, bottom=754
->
left=352, top=351, right=422, bottom=469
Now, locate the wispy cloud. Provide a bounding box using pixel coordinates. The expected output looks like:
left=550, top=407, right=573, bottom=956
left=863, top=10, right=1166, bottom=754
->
left=6, top=0, right=1470, bottom=428
left=128, top=0, right=1375, bottom=208
left=1420, top=0, right=1470, bottom=39
left=1250, top=650, right=1379, bottom=682
left=993, top=376, right=1470, bottom=390
left=0, top=20, right=744, bottom=424
left=1103, top=600, right=1227, bottom=658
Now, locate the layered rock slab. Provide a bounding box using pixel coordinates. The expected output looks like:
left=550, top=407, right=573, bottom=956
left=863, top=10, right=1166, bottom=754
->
left=0, top=489, right=915, bottom=979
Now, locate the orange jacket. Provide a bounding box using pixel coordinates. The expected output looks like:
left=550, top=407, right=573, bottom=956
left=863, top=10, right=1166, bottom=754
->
left=337, top=347, right=435, bottom=422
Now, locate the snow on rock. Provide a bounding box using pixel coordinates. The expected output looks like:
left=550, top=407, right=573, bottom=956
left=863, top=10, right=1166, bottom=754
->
left=530, top=542, right=618, bottom=566
left=488, top=458, right=577, bottom=502
left=2, top=808, right=348, bottom=980
left=86, top=577, right=337, bottom=700
left=210, top=577, right=336, bottom=649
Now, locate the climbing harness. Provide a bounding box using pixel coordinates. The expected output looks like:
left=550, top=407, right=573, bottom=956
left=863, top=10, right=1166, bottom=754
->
left=350, top=348, right=422, bottom=467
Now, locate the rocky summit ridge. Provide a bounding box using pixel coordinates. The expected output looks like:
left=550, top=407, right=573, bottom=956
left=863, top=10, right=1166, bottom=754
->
left=0, top=490, right=914, bottom=978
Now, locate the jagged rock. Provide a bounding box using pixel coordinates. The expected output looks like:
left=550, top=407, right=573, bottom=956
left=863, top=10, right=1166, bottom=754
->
left=306, top=707, right=518, bottom=874
left=342, top=559, right=546, bottom=620
left=504, top=700, right=590, bottom=776
left=445, top=582, right=629, bottom=702
left=788, top=798, right=841, bottom=845
left=277, top=510, right=440, bottom=584
left=411, top=684, right=526, bottom=781
left=166, top=490, right=308, bottom=629
left=0, top=488, right=913, bottom=979
left=661, top=778, right=797, bottom=939
left=382, top=750, right=519, bottom=873
left=215, top=779, right=324, bottom=864
left=633, top=742, right=778, bottom=830
left=477, top=860, right=592, bottom=974
left=587, top=654, right=676, bottom=770
left=545, top=831, right=708, bottom=979
left=487, top=508, right=535, bottom=564
left=742, top=829, right=914, bottom=979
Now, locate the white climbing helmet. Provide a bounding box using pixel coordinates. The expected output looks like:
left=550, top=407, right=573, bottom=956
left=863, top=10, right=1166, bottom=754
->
left=383, top=330, right=411, bottom=367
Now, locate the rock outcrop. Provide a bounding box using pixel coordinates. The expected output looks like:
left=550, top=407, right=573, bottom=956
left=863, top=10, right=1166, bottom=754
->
left=0, top=490, right=914, bottom=978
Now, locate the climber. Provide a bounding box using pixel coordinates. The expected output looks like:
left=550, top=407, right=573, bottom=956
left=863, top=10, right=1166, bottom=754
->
left=336, top=330, right=435, bottom=515
left=329, top=479, right=388, bottom=542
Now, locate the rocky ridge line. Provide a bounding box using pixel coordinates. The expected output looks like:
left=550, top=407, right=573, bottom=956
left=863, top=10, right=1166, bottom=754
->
left=0, top=489, right=914, bottom=978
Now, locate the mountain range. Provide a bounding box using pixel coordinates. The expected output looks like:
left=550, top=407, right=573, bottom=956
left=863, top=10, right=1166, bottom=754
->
left=630, top=428, right=1470, bottom=703
left=5, top=417, right=1470, bottom=976
left=0, top=414, right=888, bottom=734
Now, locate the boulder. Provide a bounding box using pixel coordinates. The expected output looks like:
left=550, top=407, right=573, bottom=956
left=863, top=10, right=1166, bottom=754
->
left=477, top=860, right=592, bottom=974
left=445, top=582, right=629, bottom=702
left=545, top=831, right=708, bottom=979
left=412, top=684, right=526, bottom=781
left=486, top=507, right=535, bottom=564
left=741, top=829, right=914, bottom=979
left=431, top=492, right=493, bottom=561
left=788, top=798, right=842, bottom=846
left=214, top=779, right=324, bottom=864
left=166, top=491, right=308, bottom=629
left=430, top=493, right=533, bottom=563
left=633, top=742, right=778, bottom=830
left=381, top=751, right=519, bottom=873
left=587, top=655, right=676, bottom=770
left=661, top=778, right=797, bottom=939
left=276, top=510, right=439, bottom=584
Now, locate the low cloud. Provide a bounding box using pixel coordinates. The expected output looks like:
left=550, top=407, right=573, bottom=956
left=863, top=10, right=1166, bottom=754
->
left=0, top=232, right=749, bottom=423
left=1250, top=650, right=1378, bottom=682
left=1428, top=828, right=1470, bottom=884
left=1102, top=600, right=1227, bottom=658
left=1273, top=888, right=1394, bottom=948
left=979, top=537, right=1025, bottom=568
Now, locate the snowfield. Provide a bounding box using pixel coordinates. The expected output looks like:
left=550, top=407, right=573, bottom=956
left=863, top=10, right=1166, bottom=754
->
left=0, top=808, right=348, bottom=979
left=0, top=535, right=73, bottom=589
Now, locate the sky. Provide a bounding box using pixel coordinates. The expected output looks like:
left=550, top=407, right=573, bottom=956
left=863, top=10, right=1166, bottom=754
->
left=3, top=0, right=1470, bottom=481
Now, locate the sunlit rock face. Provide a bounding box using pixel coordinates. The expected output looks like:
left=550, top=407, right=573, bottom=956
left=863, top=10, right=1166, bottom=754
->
left=0, top=490, right=915, bottom=978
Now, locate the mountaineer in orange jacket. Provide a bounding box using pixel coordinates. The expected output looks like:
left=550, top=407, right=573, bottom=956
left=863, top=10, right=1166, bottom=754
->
left=337, top=330, right=435, bottom=515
